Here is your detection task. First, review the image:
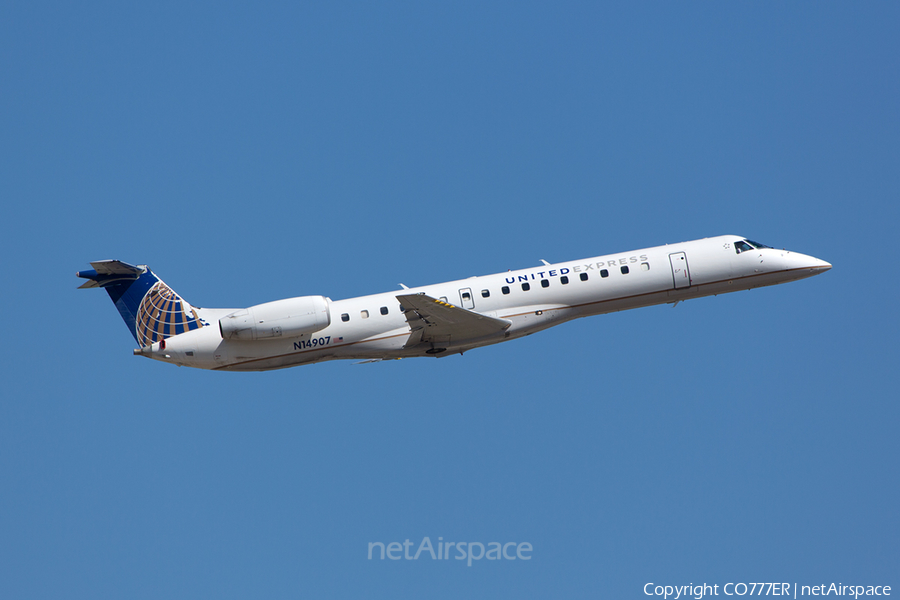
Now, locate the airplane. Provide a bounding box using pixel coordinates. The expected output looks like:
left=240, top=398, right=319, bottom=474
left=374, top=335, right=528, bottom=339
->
left=77, top=235, right=830, bottom=372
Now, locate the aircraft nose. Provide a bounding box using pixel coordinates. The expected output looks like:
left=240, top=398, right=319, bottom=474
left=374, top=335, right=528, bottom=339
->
left=813, top=258, right=832, bottom=271
left=793, top=252, right=831, bottom=275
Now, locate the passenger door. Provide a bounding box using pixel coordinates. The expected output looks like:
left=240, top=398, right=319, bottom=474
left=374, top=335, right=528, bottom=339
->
left=669, top=252, right=691, bottom=289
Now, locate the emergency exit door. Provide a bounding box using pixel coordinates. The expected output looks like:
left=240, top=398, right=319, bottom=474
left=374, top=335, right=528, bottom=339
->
left=669, top=252, right=691, bottom=289
left=459, top=288, right=475, bottom=309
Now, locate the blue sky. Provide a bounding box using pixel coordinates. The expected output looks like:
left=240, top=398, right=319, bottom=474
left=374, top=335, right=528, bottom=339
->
left=1, top=2, right=897, bottom=598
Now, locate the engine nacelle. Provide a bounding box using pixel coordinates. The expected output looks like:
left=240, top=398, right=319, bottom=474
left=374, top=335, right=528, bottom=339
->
left=219, top=295, right=331, bottom=341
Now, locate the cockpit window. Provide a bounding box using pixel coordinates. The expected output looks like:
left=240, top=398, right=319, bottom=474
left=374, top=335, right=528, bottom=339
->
left=745, top=239, right=772, bottom=249
left=734, top=241, right=753, bottom=254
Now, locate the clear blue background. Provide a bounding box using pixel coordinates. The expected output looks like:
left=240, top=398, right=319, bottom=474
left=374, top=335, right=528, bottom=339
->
left=1, top=2, right=897, bottom=598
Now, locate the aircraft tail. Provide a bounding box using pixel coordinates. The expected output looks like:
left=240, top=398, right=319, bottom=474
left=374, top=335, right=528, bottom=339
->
left=77, top=260, right=205, bottom=346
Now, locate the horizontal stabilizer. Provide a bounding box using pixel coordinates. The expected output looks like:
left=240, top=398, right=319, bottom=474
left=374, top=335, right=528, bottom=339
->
left=76, top=260, right=145, bottom=288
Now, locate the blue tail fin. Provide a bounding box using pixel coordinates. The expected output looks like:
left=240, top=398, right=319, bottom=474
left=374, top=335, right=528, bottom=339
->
left=77, top=260, right=205, bottom=346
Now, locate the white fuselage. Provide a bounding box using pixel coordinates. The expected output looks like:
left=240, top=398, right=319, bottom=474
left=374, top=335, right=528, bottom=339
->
left=137, top=235, right=830, bottom=371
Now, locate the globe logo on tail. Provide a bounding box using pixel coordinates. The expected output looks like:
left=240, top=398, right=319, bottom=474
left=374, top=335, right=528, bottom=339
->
left=135, top=281, right=203, bottom=347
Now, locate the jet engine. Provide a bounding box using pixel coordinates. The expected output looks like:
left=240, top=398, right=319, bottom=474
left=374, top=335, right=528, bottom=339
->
left=219, top=295, right=331, bottom=341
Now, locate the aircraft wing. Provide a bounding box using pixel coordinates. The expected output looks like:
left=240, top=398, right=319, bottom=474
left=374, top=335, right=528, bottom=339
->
left=397, top=293, right=511, bottom=349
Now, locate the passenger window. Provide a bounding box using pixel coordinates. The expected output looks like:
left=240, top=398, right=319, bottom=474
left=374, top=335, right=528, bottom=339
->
left=502, top=286, right=510, bottom=295
left=380, top=306, right=389, bottom=315
left=341, top=313, right=350, bottom=322
left=621, top=266, right=629, bottom=274
left=462, top=291, right=471, bottom=300
left=580, top=273, right=588, bottom=281
left=600, top=269, right=609, bottom=278
left=522, top=282, right=531, bottom=291
left=641, top=262, right=650, bottom=271
left=541, top=279, right=549, bottom=288
left=560, top=276, right=569, bottom=284
left=735, top=241, right=753, bottom=254
left=481, top=289, right=490, bottom=298
left=361, top=310, right=369, bottom=319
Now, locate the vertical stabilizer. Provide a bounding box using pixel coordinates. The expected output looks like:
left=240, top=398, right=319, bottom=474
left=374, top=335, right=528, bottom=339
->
left=77, top=260, right=205, bottom=345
